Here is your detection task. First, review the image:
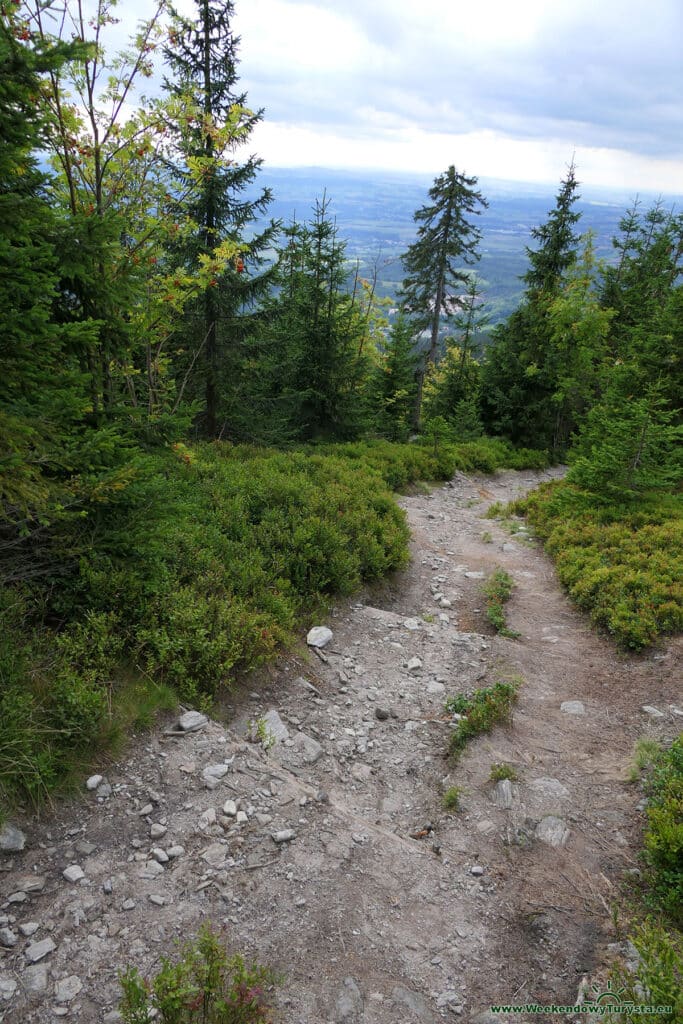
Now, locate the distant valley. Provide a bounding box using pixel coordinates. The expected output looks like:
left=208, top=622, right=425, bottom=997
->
left=251, top=166, right=682, bottom=323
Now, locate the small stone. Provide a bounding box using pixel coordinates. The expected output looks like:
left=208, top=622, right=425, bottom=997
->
left=24, top=964, right=49, bottom=996
left=222, top=800, right=238, bottom=817
left=122, top=899, right=136, bottom=911
left=0, top=927, right=17, bottom=948
left=439, top=597, right=453, bottom=608
left=536, top=815, right=570, bottom=847
left=560, top=700, right=585, bottom=715
left=464, top=571, right=485, bottom=579
left=150, top=823, right=167, bottom=839
left=306, top=626, right=333, bottom=649
left=0, top=977, right=18, bottom=1001
left=262, top=709, right=290, bottom=744
left=407, top=657, right=422, bottom=673
left=166, top=846, right=185, bottom=859
left=290, top=731, right=323, bottom=764
left=201, top=843, right=227, bottom=868
left=55, top=975, right=83, bottom=1003
left=97, top=781, right=113, bottom=798
left=375, top=707, right=390, bottom=721
left=14, top=874, right=46, bottom=893
left=0, top=823, right=26, bottom=853
left=152, top=847, right=169, bottom=863
left=198, top=808, right=217, bottom=829
left=75, top=840, right=96, bottom=856
left=437, top=990, right=463, bottom=1009
left=236, top=811, right=248, bottom=824
left=140, top=860, right=165, bottom=879
left=19, top=922, right=40, bottom=937
left=149, top=894, right=166, bottom=906
left=86, top=775, right=103, bottom=791
left=642, top=705, right=665, bottom=719
left=25, top=937, right=57, bottom=963
left=492, top=779, right=514, bottom=809
left=427, top=681, right=446, bottom=695
left=470, top=864, right=484, bottom=876
left=271, top=829, right=296, bottom=844
left=336, top=977, right=364, bottom=1020
left=62, top=865, right=85, bottom=883
left=403, top=618, right=421, bottom=631
left=178, top=710, right=208, bottom=732
left=203, top=764, right=230, bottom=780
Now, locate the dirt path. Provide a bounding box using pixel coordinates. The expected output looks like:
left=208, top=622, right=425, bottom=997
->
left=1, top=468, right=681, bottom=1024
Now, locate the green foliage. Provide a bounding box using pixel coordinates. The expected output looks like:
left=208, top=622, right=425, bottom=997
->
left=482, top=568, right=521, bottom=639
left=519, top=480, right=683, bottom=649
left=641, top=736, right=683, bottom=926
left=119, top=922, right=277, bottom=1023
left=609, top=919, right=682, bottom=1023
left=442, top=786, right=462, bottom=811
left=445, top=678, right=520, bottom=760
left=373, top=311, right=420, bottom=441
left=489, top=762, right=518, bottom=782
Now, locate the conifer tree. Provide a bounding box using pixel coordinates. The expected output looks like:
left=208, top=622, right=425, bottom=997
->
left=399, top=166, right=487, bottom=427
left=163, top=0, right=276, bottom=437
left=373, top=312, right=420, bottom=441
left=480, top=163, right=583, bottom=453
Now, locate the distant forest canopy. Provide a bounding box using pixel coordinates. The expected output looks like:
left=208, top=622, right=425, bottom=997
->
left=247, top=166, right=683, bottom=325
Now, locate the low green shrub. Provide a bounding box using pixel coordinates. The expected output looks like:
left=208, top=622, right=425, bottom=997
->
left=515, top=481, right=682, bottom=650
left=642, top=736, right=683, bottom=926
left=609, top=918, right=682, bottom=1023
left=442, top=785, right=462, bottom=811
left=445, top=678, right=521, bottom=760
left=119, top=922, right=277, bottom=1023
left=482, top=568, right=521, bottom=639
left=489, top=762, right=518, bottom=782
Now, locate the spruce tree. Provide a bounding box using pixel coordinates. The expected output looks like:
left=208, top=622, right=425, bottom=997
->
left=163, top=0, right=277, bottom=437
left=399, top=166, right=487, bottom=426
left=373, top=312, right=420, bottom=441
left=480, top=163, right=583, bottom=453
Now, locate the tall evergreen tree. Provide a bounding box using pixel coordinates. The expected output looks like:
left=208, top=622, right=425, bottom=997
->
left=480, top=162, right=583, bottom=453
left=163, top=0, right=277, bottom=437
left=399, top=166, right=487, bottom=426
left=372, top=312, right=420, bottom=441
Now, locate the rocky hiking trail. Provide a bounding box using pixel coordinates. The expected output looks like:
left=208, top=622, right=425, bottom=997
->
left=1, top=468, right=681, bottom=1024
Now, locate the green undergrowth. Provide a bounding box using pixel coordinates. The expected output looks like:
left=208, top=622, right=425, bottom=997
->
left=508, top=480, right=683, bottom=650
left=0, top=438, right=545, bottom=811
left=482, top=568, right=521, bottom=639
left=445, top=677, right=521, bottom=760
left=606, top=736, right=683, bottom=1021
left=119, top=922, right=277, bottom=1023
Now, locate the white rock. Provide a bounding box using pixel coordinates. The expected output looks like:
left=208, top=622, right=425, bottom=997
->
left=150, top=823, right=167, bottom=839
left=271, top=829, right=296, bottom=844
left=306, top=626, right=333, bottom=649
left=149, top=894, right=166, bottom=906
left=19, top=922, right=40, bottom=937
left=236, top=811, right=249, bottom=824
left=24, top=964, right=49, bottom=995
left=152, top=847, right=169, bottom=863
left=464, top=571, right=485, bottom=579
left=290, top=731, right=323, bottom=765
left=470, top=865, right=484, bottom=876
left=13, top=874, right=45, bottom=893
left=0, top=823, right=26, bottom=853
left=492, top=779, right=514, bottom=809
left=198, top=808, right=217, bottom=829
left=0, top=976, right=18, bottom=1000
left=222, top=800, right=238, bottom=817
left=439, top=598, right=453, bottom=609
left=560, top=700, right=585, bottom=715
left=166, top=845, right=185, bottom=859
left=201, top=843, right=227, bottom=868
left=86, top=774, right=103, bottom=790
left=55, top=975, right=83, bottom=1003
left=262, top=709, right=290, bottom=744
left=427, top=681, right=446, bottom=695
left=178, top=711, right=208, bottom=732
left=25, top=937, right=57, bottom=963
left=403, top=618, right=421, bottom=631
left=407, top=657, right=422, bottom=673
left=642, top=705, right=665, bottom=719
left=0, top=928, right=17, bottom=948
left=62, top=865, right=85, bottom=883
left=139, top=860, right=165, bottom=879
left=536, top=816, right=570, bottom=848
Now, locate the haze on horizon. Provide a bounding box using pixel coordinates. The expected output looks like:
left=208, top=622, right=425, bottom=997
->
left=129, top=0, right=683, bottom=193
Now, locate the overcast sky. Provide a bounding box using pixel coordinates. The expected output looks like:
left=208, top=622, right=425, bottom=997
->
left=152, top=0, right=682, bottom=191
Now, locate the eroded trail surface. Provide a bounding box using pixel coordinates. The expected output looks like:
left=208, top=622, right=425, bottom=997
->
left=1, top=469, right=681, bottom=1024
